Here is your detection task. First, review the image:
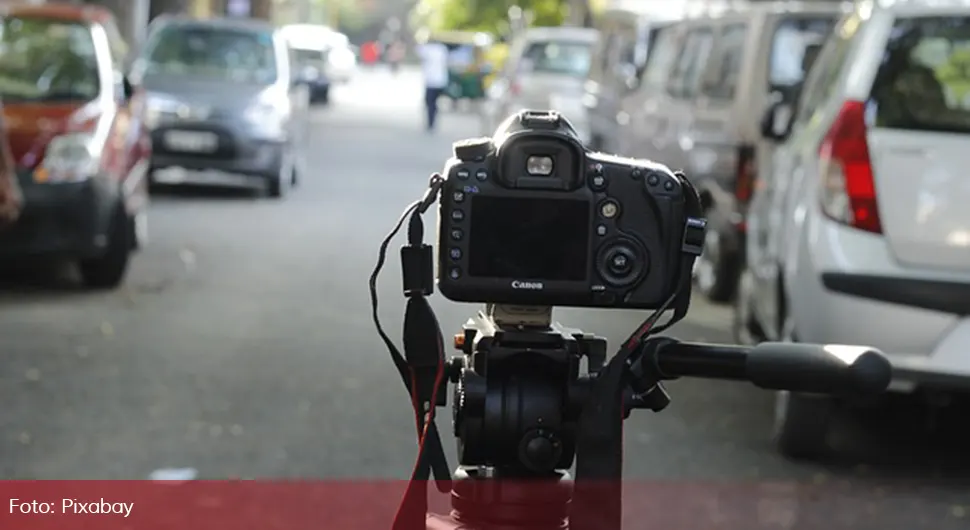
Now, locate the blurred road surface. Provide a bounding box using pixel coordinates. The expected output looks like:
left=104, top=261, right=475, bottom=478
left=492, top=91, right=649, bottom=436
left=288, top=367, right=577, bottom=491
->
left=0, top=67, right=966, bottom=519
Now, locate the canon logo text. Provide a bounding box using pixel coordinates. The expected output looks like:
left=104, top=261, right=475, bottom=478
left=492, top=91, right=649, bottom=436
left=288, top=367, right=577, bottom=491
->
left=511, top=280, right=544, bottom=290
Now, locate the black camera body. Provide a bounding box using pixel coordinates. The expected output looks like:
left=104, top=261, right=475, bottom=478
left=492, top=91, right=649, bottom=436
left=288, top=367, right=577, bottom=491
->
left=437, top=110, right=692, bottom=310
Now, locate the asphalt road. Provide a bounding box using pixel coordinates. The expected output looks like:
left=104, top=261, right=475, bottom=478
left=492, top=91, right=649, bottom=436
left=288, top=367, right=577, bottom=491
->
left=0, top=68, right=967, bottom=521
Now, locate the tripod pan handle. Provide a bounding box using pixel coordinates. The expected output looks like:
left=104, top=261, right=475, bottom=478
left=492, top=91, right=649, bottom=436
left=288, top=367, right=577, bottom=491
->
left=746, top=342, right=891, bottom=396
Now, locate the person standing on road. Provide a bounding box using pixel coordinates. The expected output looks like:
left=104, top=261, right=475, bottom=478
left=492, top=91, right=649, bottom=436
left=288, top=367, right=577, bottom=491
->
left=0, top=101, right=22, bottom=228
left=416, top=36, right=449, bottom=132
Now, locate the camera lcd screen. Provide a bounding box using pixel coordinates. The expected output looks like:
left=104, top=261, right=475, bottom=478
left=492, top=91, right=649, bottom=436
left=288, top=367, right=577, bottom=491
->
left=467, top=196, right=590, bottom=282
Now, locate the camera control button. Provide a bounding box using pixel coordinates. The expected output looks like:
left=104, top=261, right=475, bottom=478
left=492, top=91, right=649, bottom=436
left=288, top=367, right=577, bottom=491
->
left=450, top=229, right=463, bottom=241
left=452, top=191, right=465, bottom=203
left=631, top=168, right=644, bottom=180
left=664, top=180, right=675, bottom=191
left=590, top=163, right=604, bottom=175
left=451, top=210, right=465, bottom=221
left=596, top=242, right=647, bottom=288
left=456, top=169, right=470, bottom=180
left=596, top=224, right=608, bottom=236
left=449, top=248, right=462, bottom=260
left=647, top=173, right=659, bottom=186
left=608, top=252, right=633, bottom=275
left=599, top=199, right=620, bottom=219
left=448, top=267, right=462, bottom=280
left=588, top=173, right=607, bottom=191
left=475, top=169, right=488, bottom=181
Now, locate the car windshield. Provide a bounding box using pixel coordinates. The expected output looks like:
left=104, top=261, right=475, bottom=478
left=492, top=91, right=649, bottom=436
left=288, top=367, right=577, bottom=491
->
left=144, top=24, right=278, bottom=84
left=870, top=16, right=970, bottom=134
left=0, top=16, right=100, bottom=102
left=521, top=40, right=593, bottom=77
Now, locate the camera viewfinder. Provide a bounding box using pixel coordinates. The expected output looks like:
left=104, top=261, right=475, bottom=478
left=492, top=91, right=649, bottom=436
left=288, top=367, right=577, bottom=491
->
left=526, top=155, right=554, bottom=176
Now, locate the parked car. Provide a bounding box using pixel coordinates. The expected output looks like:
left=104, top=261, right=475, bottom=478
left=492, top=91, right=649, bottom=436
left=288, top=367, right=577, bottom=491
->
left=615, top=1, right=847, bottom=303
left=479, top=27, right=598, bottom=141
left=285, top=29, right=333, bottom=105
left=131, top=16, right=307, bottom=198
left=583, top=3, right=683, bottom=153
left=0, top=3, right=151, bottom=289
left=326, top=32, right=358, bottom=85
left=736, top=1, right=970, bottom=459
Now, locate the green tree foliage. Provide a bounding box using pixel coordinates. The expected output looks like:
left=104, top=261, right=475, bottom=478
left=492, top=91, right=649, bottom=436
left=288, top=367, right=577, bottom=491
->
left=417, top=0, right=570, bottom=35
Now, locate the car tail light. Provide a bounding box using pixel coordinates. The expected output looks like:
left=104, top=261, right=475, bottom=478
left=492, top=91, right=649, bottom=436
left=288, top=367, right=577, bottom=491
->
left=818, top=100, right=882, bottom=234
left=509, top=79, right=521, bottom=97
left=733, top=145, right=756, bottom=232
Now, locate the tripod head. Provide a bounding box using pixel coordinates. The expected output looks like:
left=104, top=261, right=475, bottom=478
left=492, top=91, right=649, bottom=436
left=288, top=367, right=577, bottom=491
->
left=368, top=175, right=893, bottom=530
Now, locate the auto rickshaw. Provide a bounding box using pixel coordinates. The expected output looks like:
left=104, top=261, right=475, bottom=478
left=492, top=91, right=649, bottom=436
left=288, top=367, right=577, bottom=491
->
left=432, top=31, right=494, bottom=106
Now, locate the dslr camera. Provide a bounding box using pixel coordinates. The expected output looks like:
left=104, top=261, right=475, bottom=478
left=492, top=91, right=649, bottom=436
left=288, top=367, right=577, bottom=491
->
left=437, top=110, right=701, bottom=309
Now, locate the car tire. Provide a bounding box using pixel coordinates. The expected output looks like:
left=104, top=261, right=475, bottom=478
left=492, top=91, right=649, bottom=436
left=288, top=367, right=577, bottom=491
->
left=78, top=205, right=132, bottom=290
left=310, top=86, right=330, bottom=106
left=268, top=150, right=292, bottom=199
left=772, top=315, right=833, bottom=459
left=773, top=391, right=834, bottom=460
left=732, top=268, right=762, bottom=345
left=693, top=226, right=738, bottom=303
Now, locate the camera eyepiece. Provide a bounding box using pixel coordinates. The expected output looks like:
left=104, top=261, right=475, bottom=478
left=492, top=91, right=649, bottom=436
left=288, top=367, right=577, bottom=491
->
left=526, top=155, right=554, bottom=176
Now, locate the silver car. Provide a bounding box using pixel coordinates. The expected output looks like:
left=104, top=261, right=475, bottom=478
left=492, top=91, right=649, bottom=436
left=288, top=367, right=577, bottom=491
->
left=131, top=16, right=308, bottom=198
left=479, top=27, right=598, bottom=140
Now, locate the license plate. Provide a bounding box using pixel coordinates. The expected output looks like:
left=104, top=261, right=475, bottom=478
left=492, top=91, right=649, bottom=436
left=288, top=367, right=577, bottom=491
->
left=164, top=131, right=218, bottom=153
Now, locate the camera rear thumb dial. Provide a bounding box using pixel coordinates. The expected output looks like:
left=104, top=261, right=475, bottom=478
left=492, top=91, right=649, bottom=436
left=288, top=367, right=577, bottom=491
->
left=597, top=242, right=647, bottom=287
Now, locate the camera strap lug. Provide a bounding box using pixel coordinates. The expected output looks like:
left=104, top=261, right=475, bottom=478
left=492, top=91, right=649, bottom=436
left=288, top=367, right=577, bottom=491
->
left=681, top=217, right=707, bottom=257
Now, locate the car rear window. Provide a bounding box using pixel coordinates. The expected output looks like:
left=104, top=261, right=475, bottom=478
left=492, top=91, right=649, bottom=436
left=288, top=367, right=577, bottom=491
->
left=144, top=24, right=278, bottom=84
left=768, top=17, right=836, bottom=90
left=869, top=16, right=970, bottom=134
left=0, top=16, right=100, bottom=102
left=521, top=40, right=593, bottom=77
left=291, top=47, right=327, bottom=66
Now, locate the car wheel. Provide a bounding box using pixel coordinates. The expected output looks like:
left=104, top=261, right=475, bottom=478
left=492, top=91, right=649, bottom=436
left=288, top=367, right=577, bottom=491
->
left=693, top=226, right=738, bottom=303
left=78, top=205, right=132, bottom=289
left=772, top=315, right=834, bottom=459
left=732, top=268, right=762, bottom=345
left=268, top=150, right=292, bottom=199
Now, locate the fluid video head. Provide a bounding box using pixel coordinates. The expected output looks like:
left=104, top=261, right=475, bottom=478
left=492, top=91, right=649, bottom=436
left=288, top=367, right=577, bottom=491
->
left=437, top=110, right=704, bottom=310
left=369, top=109, right=893, bottom=530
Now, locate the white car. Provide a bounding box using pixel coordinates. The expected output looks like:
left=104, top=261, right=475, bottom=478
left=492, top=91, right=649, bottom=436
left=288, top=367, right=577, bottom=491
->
left=736, top=0, right=970, bottom=459
left=282, top=24, right=356, bottom=85
left=325, top=34, right=357, bottom=84
left=479, top=27, right=598, bottom=142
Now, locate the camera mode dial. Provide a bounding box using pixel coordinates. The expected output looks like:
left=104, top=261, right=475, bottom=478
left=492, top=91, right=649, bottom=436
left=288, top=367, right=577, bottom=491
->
left=596, top=240, right=648, bottom=288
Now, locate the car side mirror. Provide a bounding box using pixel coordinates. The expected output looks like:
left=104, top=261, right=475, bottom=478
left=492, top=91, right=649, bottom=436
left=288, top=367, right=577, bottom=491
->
left=760, top=100, right=794, bottom=142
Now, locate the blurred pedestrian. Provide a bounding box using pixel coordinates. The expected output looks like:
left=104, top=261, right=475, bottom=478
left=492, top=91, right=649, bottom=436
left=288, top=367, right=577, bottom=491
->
left=0, top=102, right=21, bottom=228
left=387, top=39, right=405, bottom=75
left=361, top=41, right=379, bottom=65
left=417, top=35, right=449, bottom=132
